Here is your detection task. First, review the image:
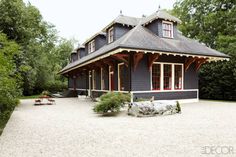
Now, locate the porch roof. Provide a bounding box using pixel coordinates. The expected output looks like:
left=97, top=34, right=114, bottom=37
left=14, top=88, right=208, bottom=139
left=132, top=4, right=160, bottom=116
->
left=60, top=25, right=229, bottom=74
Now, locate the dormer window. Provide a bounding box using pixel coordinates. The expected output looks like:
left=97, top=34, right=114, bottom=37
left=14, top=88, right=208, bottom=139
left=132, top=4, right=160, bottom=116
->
left=88, top=40, right=95, bottom=53
left=162, top=21, right=173, bottom=38
left=108, top=27, right=114, bottom=43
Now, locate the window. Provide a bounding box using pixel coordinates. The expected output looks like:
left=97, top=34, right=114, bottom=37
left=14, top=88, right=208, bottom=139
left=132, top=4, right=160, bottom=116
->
left=88, top=40, right=95, bottom=53
left=118, top=63, right=125, bottom=91
left=174, top=65, right=183, bottom=89
left=162, top=21, right=173, bottom=38
left=152, top=64, right=161, bottom=90
left=101, top=68, right=105, bottom=90
left=92, top=70, right=96, bottom=90
left=108, top=27, right=114, bottom=43
left=152, top=63, right=184, bottom=91
left=164, top=64, right=172, bottom=90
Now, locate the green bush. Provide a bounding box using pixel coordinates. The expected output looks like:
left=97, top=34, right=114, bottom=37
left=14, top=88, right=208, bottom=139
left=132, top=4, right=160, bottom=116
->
left=44, top=81, right=67, bottom=93
left=176, top=101, right=181, bottom=113
left=93, top=92, right=131, bottom=114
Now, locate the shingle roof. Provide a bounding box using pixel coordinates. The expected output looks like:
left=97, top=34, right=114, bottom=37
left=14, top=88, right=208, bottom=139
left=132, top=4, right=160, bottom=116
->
left=102, top=15, right=140, bottom=31
left=60, top=24, right=229, bottom=74
left=141, top=10, right=182, bottom=25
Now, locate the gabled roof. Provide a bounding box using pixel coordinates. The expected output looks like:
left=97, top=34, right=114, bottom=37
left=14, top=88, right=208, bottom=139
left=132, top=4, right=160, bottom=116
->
left=60, top=24, right=229, bottom=74
left=142, top=10, right=181, bottom=25
left=102, top=15, right=140, bottom=31
left=83, top=31, right=106, bottom=45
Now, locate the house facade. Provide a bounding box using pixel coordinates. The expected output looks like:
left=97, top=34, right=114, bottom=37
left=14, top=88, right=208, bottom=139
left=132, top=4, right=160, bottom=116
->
left=60, top=10, right=229, bottom=102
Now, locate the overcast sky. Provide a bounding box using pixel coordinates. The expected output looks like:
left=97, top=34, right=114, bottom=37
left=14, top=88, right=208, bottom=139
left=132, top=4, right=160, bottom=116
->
left=24, top=0, right=176, bottom=44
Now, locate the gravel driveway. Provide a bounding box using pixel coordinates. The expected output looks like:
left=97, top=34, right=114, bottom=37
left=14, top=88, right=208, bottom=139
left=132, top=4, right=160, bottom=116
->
left=0, top=98, right=236, bottom=157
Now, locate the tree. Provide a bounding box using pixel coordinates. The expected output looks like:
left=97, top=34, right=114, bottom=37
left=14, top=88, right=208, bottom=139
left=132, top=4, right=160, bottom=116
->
left=0, top=0, right=74, bottom=95
left=173, top=0, right=236, bottom=100
left=0, top=33, right=21, bottom=132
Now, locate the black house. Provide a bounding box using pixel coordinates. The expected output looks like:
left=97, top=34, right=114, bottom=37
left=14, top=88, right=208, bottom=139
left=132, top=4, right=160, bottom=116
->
left=60, top=10, right=229, bottom=102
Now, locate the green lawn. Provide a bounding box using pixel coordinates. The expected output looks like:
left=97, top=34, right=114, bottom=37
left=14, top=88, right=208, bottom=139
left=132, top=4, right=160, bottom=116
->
left=19, top=95, right=41, bottom=99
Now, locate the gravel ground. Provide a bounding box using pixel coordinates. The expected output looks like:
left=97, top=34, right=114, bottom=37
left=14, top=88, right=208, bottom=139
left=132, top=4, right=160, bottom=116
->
left=0, top=98, right=236, bottom=157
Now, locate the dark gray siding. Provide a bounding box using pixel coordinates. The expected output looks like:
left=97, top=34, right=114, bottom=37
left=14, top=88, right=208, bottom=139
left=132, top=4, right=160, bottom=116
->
left=71, top=53, right=78, bottom=62
left=133, top=91, right=198, bottom=100
left=79, top=48, right=86, bottom=58
left=131, top=55, right=150, bottom=91
left=158, top=55, right=185, bottom=63
left=146, top=19, right=178, bottom=38
left=85, top=34, right=106, bottom=55
left=95, top=69, right=101, bottom=90
left=96, top=35, right=107, bottom=50
left=184, top=63, right=198, bottom=89
left=112, top=24, right=131, bottom=42
left=77, top=73, right=87, bottom=89
left=103, top=66, right=109, bottom=90
left=68, top=77, right=74, bottom=88
left=131, top=54, right=198, bottom=91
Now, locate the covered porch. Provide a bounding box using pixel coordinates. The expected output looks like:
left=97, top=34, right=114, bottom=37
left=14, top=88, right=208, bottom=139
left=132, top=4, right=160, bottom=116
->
left=63, top=48, right=228, bottom=101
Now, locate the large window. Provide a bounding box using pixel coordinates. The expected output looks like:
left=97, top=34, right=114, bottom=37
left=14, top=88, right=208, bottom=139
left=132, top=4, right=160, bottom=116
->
left=152, top=64, right=161, bottom=90
left=118, top=63, right=125, bottom=91
left=174, top=65, right=183, bottom=89
left=162, top=21, right=173, bottom=38
left=164, top=64, right=172, bottom=90
left=88, top=40, right=95, bottom=53
left=108, top=27, right=114, bottom=43
left=152, top=63, right=183, bottom=91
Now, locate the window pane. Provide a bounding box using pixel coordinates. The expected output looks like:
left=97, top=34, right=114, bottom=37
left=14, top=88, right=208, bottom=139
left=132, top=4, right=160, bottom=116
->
left=152, top=64, right=161, bottom=90
left=174, top=65, right=182, bottom=89
left=162, top=22, right=172, bottom=38
left=164, top=64, right=172, bottom=90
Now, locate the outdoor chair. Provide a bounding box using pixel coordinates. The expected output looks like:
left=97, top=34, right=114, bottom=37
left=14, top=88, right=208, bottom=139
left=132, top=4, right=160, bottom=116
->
left=48, top=98, right=56, bottom=105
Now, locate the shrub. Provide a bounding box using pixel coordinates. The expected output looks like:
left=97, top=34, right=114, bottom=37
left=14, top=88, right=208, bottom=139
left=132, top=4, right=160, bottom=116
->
left=93, top=92, right=131, bottom=114
left=41, top=90, right=50, bottom=96
left=176, top=101, right=181, bottom=113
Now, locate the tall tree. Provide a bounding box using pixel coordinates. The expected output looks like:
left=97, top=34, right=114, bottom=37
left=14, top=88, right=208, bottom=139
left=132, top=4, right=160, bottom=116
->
left=0, top=33, right=21, bottom=131
left=173, top=0, right=236, bottom=100
left=0, top=0, right=74, bottom=95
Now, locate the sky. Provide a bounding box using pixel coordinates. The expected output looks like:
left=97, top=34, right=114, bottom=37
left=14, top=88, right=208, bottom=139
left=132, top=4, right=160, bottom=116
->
left=24, top=0, right=176, bottom=44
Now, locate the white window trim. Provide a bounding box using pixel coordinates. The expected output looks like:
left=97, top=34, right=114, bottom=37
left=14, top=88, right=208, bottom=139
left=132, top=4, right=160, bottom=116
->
left=118, top=63, right=124, bottom=91
left=88, top=40, right=95, bottom=53
left=108, top=27, right=114, bottom=44
left=162, top=21, right=174, bottom=38
left=150, top=62, right=184, bottom=91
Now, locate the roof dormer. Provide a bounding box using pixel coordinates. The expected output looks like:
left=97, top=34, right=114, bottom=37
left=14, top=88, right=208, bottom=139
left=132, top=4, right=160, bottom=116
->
left=142, top=10, right=181, bottom=39
left=83, top=32, right=106, bottom=55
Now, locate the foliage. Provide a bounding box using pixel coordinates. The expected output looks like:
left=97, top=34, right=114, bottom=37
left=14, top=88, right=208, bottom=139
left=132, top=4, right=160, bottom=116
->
left=93, top=92, right=131, bottom=114
left=41, top=90, right=50, bottom=96
left=0, top=33, right=21, bottom=134
left=0, top=0, right=74, bottom=96
left=176, top=101, right=181, bottom=113
left=173, top=0, right=236, bottom=100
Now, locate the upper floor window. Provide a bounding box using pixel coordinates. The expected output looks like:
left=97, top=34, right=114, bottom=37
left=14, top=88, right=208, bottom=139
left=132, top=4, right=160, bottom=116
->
left=88, top=40, right=95, bottom=53
left=108, top=27, right=114, bottom=43
left=162, top=21, right=173, bottom=38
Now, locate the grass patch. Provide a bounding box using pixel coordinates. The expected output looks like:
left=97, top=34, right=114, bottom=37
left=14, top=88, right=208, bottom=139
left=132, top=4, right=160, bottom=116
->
left=19, top=94, right=41, bottom=99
